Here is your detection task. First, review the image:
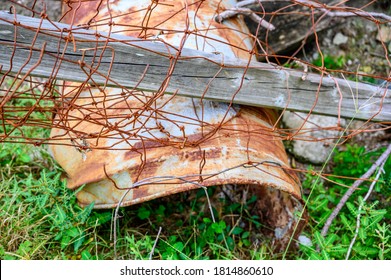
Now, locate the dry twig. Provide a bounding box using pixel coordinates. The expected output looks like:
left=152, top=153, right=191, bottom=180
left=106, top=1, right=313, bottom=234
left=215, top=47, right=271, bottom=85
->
left=149, top=227, right=162, bottom=260
left=215, top=3, right=275, bottom=31
left=323, top=11, right=391, bottom=23
left=296, top=0, right=391, bottom=23
left=236, top=0, right=391, bottom=23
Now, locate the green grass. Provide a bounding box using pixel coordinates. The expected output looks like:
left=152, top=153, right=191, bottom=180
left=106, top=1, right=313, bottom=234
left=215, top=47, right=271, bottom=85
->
left=312, top=54, right=348, bottom=70
left=1, top=79, right=390, bottom=260
left=0, top=108, right=273, bottom=260
left=297, top=145, right=391, bottom=260
left=284, top=54, right=385, bottom=86
left=0, top=156, right=274, bottom=259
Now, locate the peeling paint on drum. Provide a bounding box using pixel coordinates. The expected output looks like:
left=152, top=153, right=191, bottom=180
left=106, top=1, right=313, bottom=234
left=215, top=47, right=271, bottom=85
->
left=52, top=1, right=306, bottom=245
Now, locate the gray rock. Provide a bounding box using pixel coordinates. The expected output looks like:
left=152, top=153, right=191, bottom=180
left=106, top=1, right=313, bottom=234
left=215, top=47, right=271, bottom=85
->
left=333, top=32, right=348, bottom=45
left=283, top=112, right=346, bottom=165
left=376, top=25, right=391, bottom=43
left=298, top=235, right=312, bottom=247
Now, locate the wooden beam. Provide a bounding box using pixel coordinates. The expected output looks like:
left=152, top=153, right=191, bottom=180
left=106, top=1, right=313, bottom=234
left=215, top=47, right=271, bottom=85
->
left=0, top=11, right=389, bottom=122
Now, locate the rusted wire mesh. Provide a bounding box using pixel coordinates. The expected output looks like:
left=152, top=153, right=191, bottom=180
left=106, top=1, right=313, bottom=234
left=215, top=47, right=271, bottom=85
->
left=1, top=0, right=390, bottom=248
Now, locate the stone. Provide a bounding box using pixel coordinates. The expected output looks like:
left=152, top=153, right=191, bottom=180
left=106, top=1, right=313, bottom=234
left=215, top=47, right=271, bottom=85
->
left=298, top=235, right=312, bottom=247
left=376, top=25, right=391, bottom=43
left=282, top=112, right=346, bottom=165
left=333, top=32, right=348, bottom=45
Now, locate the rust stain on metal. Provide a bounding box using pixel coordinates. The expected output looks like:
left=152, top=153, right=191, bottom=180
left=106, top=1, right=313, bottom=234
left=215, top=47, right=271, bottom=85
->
left=51, top=0, right=306, bottom=245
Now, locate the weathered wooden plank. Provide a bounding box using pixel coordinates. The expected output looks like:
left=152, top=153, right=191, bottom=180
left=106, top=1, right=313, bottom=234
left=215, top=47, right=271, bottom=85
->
left=0, top=11, right=389, bottom=122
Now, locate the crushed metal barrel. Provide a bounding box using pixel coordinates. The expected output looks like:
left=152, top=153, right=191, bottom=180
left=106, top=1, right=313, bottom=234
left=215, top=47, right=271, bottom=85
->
left=49, top=0, right=307, bottom=247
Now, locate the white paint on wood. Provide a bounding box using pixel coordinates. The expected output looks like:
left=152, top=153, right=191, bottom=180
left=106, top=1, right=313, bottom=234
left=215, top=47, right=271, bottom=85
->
left=274, top=95, right=286, bottom=107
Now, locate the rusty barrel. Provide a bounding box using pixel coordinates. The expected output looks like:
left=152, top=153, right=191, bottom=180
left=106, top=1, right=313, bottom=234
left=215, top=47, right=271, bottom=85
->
left=50, top=0, right=306, bottom=245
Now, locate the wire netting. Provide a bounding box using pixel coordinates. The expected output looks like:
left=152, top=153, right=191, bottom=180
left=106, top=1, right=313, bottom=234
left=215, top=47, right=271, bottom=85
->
left=1, top=0, right=390, bottom=247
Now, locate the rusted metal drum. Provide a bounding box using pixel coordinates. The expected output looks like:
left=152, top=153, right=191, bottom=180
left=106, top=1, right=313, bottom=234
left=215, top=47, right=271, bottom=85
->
left=51, top=0, right=305, bottom=244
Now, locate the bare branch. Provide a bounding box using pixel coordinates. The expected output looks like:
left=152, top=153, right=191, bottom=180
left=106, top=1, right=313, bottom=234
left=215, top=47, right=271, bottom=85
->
left=215, top=7, right=275, bottom=31
left=296, top=0, right=391, bottom=23
left=239, top=0, right=391, bottom=23
left=149, top=227, right=162, bottom=260
left=322, top=10, right=391, bottom=23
